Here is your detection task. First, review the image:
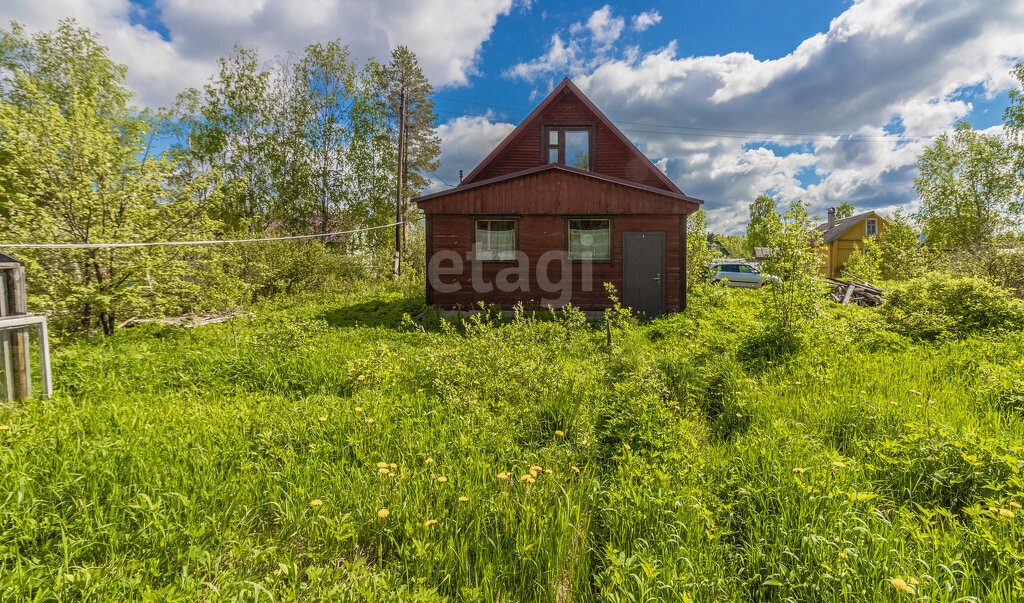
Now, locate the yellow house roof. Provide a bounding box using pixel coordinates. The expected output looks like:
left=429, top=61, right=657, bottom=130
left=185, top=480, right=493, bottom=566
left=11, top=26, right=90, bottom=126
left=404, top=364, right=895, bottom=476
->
left=815, top=211, right=885, bottom=243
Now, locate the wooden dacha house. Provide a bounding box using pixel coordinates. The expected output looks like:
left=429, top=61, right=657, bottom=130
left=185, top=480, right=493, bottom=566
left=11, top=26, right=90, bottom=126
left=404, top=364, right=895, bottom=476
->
left=414, top=78, right=703, bottom=317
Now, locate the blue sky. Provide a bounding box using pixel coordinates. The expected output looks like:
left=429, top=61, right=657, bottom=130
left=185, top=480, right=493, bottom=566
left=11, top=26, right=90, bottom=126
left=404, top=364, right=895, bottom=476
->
left=5, top=0, right=1023, bottom=233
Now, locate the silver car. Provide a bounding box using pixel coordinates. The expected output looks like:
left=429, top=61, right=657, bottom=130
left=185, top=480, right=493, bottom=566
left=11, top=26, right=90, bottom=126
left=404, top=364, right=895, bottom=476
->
left=708, top=261, right=777, bottom=288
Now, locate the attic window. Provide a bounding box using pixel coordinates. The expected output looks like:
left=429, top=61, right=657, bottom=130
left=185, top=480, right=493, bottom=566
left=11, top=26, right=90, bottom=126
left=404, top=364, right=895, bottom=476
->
left=545, top=126, right=592, bottom=170
left=865, top=218, right=878, bottom=237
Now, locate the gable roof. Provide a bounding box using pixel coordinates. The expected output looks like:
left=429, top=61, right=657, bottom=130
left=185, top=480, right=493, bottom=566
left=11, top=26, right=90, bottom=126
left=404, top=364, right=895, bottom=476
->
left=458, top=77, right=684, bottom=195
left=815, top=211, right=884, bottom=243
left=0, top=252, right=23, bottom=266
left=416, top=162, right=701, bottom=207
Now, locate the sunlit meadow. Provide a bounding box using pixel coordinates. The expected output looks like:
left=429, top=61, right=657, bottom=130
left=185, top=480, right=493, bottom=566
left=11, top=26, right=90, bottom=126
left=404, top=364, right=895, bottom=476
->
left=1, top=283, right=1022, bottom=601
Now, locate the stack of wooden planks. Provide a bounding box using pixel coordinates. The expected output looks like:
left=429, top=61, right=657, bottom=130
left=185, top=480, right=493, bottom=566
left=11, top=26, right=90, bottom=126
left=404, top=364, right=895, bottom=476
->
left=827, top=272, right=885, bottom=306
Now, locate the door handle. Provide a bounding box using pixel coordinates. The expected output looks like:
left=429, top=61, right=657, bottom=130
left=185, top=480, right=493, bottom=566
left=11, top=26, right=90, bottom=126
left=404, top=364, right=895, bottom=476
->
left=652, top=273, right=661, bottom=284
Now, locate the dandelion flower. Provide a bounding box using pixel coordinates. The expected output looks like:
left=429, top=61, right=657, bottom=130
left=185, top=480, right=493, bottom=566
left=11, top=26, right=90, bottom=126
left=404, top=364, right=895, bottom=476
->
left=736, top=413, right=742, bottom=418
left=318, top=416, right=327, bottom=422
left=623, top=444, right=631, bottom=451
left=379, top=467, right=389, bottom=474
left=355, top=406, right=363, bottom=412
left=378, top=508, right=389, bottom=518
left=425, top=519, right=438, bottom=527
left=309, top=499, right=323, bottom=507
left=794, top=381, right=801, bottom=385
left=793, top=468, right=806, bottom=474
left=530, top=468, right=539, bottom=477
left=417, top=388, right=423, bottom=392
left=1009, top=501, right=1021, bottom=509
left=436, top=476, right=448, bottom=483
left=891, top=578, right=909, bottom=591
left=389, top=463, right=397, bottom=469
left=425, top=458, right=434, bottom=464
left=357, top=374, right=366, bottom=381
left=473, top=380, right=480, bottom=384
left=555, top=430, right=565, bottom=437
left=521, top=474, right=536, bottom=483
left=832, top=461, right=846, bottom=468
left=582, top=439, right=589, bottom=446
left=0, top=425, right=8, bottom=430
left=909, top=389, right=922, bottom=395
left=497, top=472, right=509, bottom=480
left=458, top=496, right=469, bottom=502
left=909, top=578, right=919, bottom=585
left=999, top=508, right=1015, bottom=518
left=571, top=466, right=580, bottom=473
left=364, top=417, right=375, bottom=423
left=545, top=468, right=553, bottom=474
left=377, top=461, right=389, bottom=468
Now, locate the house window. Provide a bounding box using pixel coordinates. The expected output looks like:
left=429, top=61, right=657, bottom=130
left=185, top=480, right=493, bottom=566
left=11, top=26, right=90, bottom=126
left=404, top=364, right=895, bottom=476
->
left=545, top=126, right=592, bottom=170
left=865, top=218, right=878, bottom=237
left=568, top=219, right=611, bottom=260
left=474, top=220, right=516, bottom=261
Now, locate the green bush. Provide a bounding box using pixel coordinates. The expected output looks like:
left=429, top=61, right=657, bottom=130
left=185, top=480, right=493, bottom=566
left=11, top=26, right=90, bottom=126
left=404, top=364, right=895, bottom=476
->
left=881, top=274, right=1024, bottom=339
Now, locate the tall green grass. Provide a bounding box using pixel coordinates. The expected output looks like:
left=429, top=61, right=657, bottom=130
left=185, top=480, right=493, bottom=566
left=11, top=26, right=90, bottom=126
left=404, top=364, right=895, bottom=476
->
left=1, top=285, right=1022, bottom=600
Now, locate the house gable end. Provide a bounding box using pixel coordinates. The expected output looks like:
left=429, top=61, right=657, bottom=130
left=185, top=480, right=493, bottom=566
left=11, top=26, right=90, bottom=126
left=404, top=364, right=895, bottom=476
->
left=459, top=78, right=682, bottom=194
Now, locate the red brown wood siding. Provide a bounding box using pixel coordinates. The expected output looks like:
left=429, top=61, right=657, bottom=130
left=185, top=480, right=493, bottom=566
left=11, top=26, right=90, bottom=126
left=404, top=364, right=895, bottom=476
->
left=428, top=214, right=683, bottom=311
left=466, top=90, right=673, bottom=192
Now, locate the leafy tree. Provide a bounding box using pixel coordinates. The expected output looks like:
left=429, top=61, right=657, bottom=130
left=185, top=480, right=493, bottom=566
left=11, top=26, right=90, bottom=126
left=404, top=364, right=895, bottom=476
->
left=686, top=208, right=716, bottom=290
left=842, top=236, right=882, bottom=282
left=175, top=45, right=275, bottom=230
left=878, top=209, right=927, bottom=280
left=0, top=20, right=227, bottom=333
left=834, top=202, right=855, bottom=220
left=760, top=200, right=824, bottom=336
left=746, top=194, right=776, bottom=249
left=915, top=121, right=1021, bottom=249
left=376, top=46, right=441, bottom=249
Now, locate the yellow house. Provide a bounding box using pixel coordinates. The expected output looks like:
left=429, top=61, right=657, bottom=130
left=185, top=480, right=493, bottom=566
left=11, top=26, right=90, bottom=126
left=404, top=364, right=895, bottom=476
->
left=815, top=209, right=888, bottom=277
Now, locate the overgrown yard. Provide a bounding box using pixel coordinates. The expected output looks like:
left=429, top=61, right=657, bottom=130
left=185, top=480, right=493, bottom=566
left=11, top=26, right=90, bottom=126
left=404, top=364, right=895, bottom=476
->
left=2, top=284, right=1023, bottom=601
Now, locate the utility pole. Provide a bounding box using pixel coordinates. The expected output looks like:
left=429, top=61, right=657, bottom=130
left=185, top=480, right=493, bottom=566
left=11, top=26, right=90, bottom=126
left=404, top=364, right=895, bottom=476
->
left=393, top=90, right=405, bottom=279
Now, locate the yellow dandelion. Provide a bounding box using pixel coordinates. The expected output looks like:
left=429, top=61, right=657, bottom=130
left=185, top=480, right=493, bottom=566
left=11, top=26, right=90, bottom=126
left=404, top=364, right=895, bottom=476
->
left=832, top=461, right=846, bottom=468
left=318, top=416, right=327, bottom=422
left=0, top=425, right=9, bottom=430
left=915, top=404, right=922, bottom=408
left=545, top=468, right=553, bottom=474
left=839, top=551, right=847, bottom=559
left=794, top=381, right=801, bottom=385
left=379, top=467, right=389, bottom=474
left=497, top=472, right=509, bottom=480
left=1009, top=501, right=1021, bottom=509
left=355, top=406, right=363, bottom=412
left=909, top=389, right=922, bottom=395
left=766, top=361, right=773, bottom=365
left=309, top=499, right=323, bottom=507
left=387, top=471, right=395, bottom=477
left=378, top=508, right=389, bottom=518
left=582, top=439, right=589, bottom=446
left=436, top=476, right=448, bottom=483
left=425, top=519, right=438, bottom=527
left=891, top=578, right=908, bottom=591
left=377, top=461, right=389, bottom=468
left=555, top=430, right=565, bottom=437
left=572, top=466, right=580, bottom=473
left=623, top=444, right=631, bottom=451
left=890, top=401, right=898, bottom=406
left=736, top=413, right=743, bottom=418
left=458, top=496, right=469, bottom=502
left=364, top=417, right=375, bottom=423
left=530, top=468, right=539, bottom=477
left=417, top=388, right=423, bottom=392
left=999, top=508, right=1015, bottom=518
left=521, top=474, right=536, bottom=483
left=793, top=467, right=806, bottom=474
left=909, top=578, right=919, bottom=585
left=357, top=374, right=366, bottom=381
left=473, top=380, right=480, bottom=384
left=389, top=463, right=397, bottom=469
left=425, top=458, right=434, bottom=464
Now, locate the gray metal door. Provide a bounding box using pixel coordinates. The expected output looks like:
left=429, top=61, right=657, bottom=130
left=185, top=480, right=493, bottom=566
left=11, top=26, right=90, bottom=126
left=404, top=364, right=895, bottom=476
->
left=623, top=232, right=665, bottom=317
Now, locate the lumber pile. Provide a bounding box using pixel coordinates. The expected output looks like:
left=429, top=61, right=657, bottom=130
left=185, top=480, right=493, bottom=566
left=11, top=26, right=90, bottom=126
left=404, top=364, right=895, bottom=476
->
left=827, top=272, right=885, bottom=306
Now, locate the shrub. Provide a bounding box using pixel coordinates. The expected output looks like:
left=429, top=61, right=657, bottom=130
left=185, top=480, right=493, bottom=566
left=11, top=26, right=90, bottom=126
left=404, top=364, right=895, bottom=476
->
left=881, top=274, right=1024, bottom=339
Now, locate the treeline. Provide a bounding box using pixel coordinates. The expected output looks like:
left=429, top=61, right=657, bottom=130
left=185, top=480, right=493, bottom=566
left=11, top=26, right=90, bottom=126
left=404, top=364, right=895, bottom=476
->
left=710, top=67, right=1024, bottom=290
left=0, top=20, right=438, bottom=333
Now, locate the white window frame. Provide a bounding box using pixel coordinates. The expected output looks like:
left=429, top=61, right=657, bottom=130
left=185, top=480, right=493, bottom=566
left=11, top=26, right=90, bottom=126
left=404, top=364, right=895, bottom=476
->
left=865, top=218, right=878, bottom=237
